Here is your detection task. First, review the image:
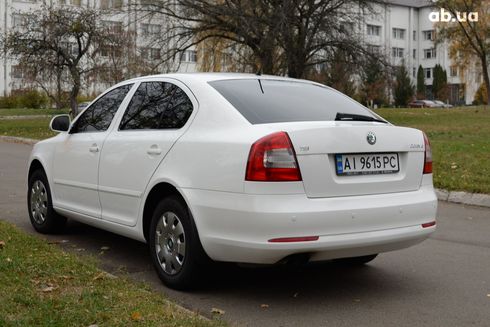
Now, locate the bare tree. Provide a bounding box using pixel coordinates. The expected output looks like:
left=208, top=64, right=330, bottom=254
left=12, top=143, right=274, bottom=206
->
left=2, top=6, right=117, bottom=114
left=134, top=0, right=379, bottom=78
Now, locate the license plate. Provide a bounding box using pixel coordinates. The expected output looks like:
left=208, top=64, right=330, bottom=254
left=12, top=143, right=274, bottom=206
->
left=335, top=153, right=399, bottom=176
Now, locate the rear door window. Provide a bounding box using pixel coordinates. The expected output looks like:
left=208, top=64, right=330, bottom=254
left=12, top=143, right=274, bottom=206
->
left=119, top=82, right=194, bottom=130
left=209, top=79, right=375, bottom=124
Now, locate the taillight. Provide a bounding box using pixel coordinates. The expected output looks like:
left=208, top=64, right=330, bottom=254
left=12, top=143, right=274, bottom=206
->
left=423, top=132, right=432, bottom=174
left=245, top=131, right=302, bottom=181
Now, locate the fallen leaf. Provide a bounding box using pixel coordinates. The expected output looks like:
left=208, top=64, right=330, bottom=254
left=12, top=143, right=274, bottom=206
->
left=131, top=311, right=142, bottom=321
left=87, top=325, right=98, bottom=327
left=6, top=257, right=12, bottom=262
left=48, top=240, right=69, bottom=244
left=93, top=272, right=106, bottom=281
left=211, top=307, right=225, bottom=315
left=100, top=246, right=110, bottom=251
left=260, top=304, right=269, bottom=309
left=0, top=240, right=5, bottom=249
left=487, top=294, right=490, bottom=297
left=42, top=286, right=57, bottom=293
left=451, top=165, right=458, bottom=169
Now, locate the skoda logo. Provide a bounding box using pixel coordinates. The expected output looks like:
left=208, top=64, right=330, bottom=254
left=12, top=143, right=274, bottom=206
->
left=367, top=132, right=376, bottom=145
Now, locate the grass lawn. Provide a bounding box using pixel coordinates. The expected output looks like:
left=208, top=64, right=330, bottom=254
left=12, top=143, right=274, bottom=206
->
left=0, top=118, right=57, bottom=140
left=0, top=108, right=69, bottom=116
left=376, top=107, right=490, bottom=194
left=0, top=221, right=224, bottom=327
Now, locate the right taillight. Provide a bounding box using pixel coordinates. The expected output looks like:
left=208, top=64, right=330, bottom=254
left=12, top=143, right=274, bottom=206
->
left=245, top=131, right=302, bottom=181
left=423, top=132, right=432, bottom=174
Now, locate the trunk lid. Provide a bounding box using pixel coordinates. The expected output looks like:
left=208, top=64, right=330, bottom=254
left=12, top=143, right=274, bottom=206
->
left=266, top=121, right=425, bottom=198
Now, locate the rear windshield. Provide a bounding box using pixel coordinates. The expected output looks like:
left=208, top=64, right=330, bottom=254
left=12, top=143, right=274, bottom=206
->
left=209, top=79, right=375, bottom=124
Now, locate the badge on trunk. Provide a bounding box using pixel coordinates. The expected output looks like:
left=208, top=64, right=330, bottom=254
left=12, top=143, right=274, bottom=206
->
left=367, top=131, right=376, bottom=145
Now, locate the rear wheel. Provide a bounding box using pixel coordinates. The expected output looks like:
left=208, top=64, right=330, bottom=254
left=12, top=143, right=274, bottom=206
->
left=27, top=169, right=66, bottom=233
left=335, top=254, right=378, bottom=266
left=149, top=195, right=209, bottom=290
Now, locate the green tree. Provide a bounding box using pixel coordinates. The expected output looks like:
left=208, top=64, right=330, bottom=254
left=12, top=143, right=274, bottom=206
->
left=359, top=56, right=387, bottom=107
left=417, top=65, right=426, bottom=99
left=432, top=64, right=448, bottom=100
left=473, top=83, right=488, bottom=105
left=393, top=65, right=414, bottom=107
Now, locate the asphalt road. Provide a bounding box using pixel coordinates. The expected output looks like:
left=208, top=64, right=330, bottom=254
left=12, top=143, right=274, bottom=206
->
left=1, top=140, right=490, bottom=326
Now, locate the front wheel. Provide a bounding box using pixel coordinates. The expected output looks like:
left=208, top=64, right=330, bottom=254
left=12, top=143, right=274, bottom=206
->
left=149, top=196, right=210, bottom=290
left=27, top=169, right=66, bottom=234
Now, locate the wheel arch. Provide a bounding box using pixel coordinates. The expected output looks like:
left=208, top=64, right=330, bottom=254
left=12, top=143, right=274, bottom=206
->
left=28, top=158, right=46, bottom=180
left=142, top=182, right=189, bottom=242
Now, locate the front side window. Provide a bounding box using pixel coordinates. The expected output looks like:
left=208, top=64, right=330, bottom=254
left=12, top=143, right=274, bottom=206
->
left=209, top=79, right=376, bottom=124
left=119, top=82, right=193, bottom=130
left=71, top=84, right=133, bottom=133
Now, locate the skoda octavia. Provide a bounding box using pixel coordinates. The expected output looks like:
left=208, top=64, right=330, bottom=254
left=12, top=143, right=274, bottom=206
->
left=27, top=73, right=437, bottom=289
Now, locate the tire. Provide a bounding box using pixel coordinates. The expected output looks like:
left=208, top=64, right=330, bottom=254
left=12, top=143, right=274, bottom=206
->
left=149, top=195, right=210, bottom=290
left=334, top=254, right=378, bottom=266
left=27, top=169, right=66, bottom=234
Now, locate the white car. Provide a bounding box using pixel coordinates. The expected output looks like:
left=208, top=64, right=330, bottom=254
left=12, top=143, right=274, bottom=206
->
left=27, top=73, right=437, bottom=289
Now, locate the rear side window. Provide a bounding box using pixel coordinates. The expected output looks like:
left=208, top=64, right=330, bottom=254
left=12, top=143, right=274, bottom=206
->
left=71, top=84, right=133, bottom=133
left=119, top=82, right=194, bottom=130
left=209, top=79, right=375, bottom=124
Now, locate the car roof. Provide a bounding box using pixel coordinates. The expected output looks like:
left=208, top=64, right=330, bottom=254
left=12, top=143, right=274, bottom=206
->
left=120, top=72, right=315, bottom=85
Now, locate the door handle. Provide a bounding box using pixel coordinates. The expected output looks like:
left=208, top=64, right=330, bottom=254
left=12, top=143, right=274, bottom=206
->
left=89, top=144, right=99, bottom=153
left=147, top=145, right=162, bottom=156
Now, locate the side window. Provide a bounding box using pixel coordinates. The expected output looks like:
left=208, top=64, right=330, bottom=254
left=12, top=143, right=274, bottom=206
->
left=119, top=81, right=194, bottom=130
left=71, top=84, right=133, bottom=133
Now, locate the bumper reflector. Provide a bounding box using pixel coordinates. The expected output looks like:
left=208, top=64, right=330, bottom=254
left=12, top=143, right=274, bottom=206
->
left=268, top=236, right=319, bottom=243
left=421, top=221, right=436, bottom=228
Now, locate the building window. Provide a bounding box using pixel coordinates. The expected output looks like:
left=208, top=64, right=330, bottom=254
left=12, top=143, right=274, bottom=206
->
left=150, top=48, right=161, bottom=60
left=59, top=0, right=81, bottom=5
left=141, top=23, right=161, bottom=36
left=367, top=24, right=381, bottom=36
left=450, top=66, right=458, bottom=77
left=413, top=30, right=416, bottom=41
left=180, top=50, right=197, bottom=63
left=12, top=14, right=27, bottom=28
left=413, top=67, right=416, bottom=78
left=413, top=49, right=416, bottom=59
left=424, top=48, right=436, bottom=59
left=102, top=20, right=123, bottom=33
left=368, top=44, right=381, bottom=53
left=424, top=68, right=432, bottom=79
left=100, top=0, right=123, bottom=9
left=392, top=47, right=404, bottom=58
left=11, top=65, right=24, bottom=79
left=423, top=30, right=435, bottom=41
left=392, top=28, right=406, bottom=40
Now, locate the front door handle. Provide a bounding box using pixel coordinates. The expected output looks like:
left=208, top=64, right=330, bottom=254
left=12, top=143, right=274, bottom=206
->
left=89, top=144, right=99, bottom=153
left=147, top=145, right=162, bottom=156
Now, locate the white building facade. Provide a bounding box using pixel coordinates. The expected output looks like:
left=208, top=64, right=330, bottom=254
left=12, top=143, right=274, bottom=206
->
left=0, top=0, right=484, bottom=104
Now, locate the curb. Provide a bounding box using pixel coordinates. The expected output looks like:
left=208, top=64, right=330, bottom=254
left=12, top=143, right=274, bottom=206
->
left=0, top=135, right=39, bottom=145
left=435, top=188, right=490, bottom=208
left=0, top=115, right=52, bottom=120
left=1, top=135, right=489, bottom=208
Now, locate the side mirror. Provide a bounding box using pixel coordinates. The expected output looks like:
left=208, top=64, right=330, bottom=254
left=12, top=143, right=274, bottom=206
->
left=50, top=114, right=71, bottom=133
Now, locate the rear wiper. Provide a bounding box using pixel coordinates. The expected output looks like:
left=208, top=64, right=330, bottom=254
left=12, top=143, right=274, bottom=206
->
left=335, top=112, right=388, bottom=124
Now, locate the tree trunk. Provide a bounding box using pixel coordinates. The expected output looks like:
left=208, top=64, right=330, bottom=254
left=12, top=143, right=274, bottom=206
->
left=258, top=51, right=274, bottom=75
left=69, top=69, right=81, bottom=118
left=481, top=55, right=490, bottom=107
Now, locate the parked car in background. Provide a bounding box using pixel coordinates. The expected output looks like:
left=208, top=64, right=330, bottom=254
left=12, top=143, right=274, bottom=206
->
left=408, top=100, right=438, bottom=108
left=433, top=100, right=453, bottom=108
left=27, top=73, right=437, bottom=289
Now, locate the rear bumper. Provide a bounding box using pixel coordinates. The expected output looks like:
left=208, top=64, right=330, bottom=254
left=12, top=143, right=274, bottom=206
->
left=183, top=184, right=437, bottom=264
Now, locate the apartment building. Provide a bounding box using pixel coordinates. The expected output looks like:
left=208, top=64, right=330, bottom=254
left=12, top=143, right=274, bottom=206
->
left=0, top=0, right=197, bottom=97
left=0, top=0, right=484, bottom=104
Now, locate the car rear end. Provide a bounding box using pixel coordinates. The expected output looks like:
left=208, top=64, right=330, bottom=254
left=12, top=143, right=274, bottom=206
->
left=186, top=77, right=437, bottom=264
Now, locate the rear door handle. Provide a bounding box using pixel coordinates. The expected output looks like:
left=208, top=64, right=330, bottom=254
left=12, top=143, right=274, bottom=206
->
left=147, top=145, right=162, bottom=156
left=89, top=144, right=99, bottom=153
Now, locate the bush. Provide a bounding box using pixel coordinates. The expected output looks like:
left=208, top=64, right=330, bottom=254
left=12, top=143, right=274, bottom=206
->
left=0, top=90, right=49, bottom=109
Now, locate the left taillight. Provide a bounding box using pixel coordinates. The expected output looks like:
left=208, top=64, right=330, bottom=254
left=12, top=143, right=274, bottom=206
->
left=245, top=131, right=302, bottom=182
left=423, top=132, right=432, bottom=174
